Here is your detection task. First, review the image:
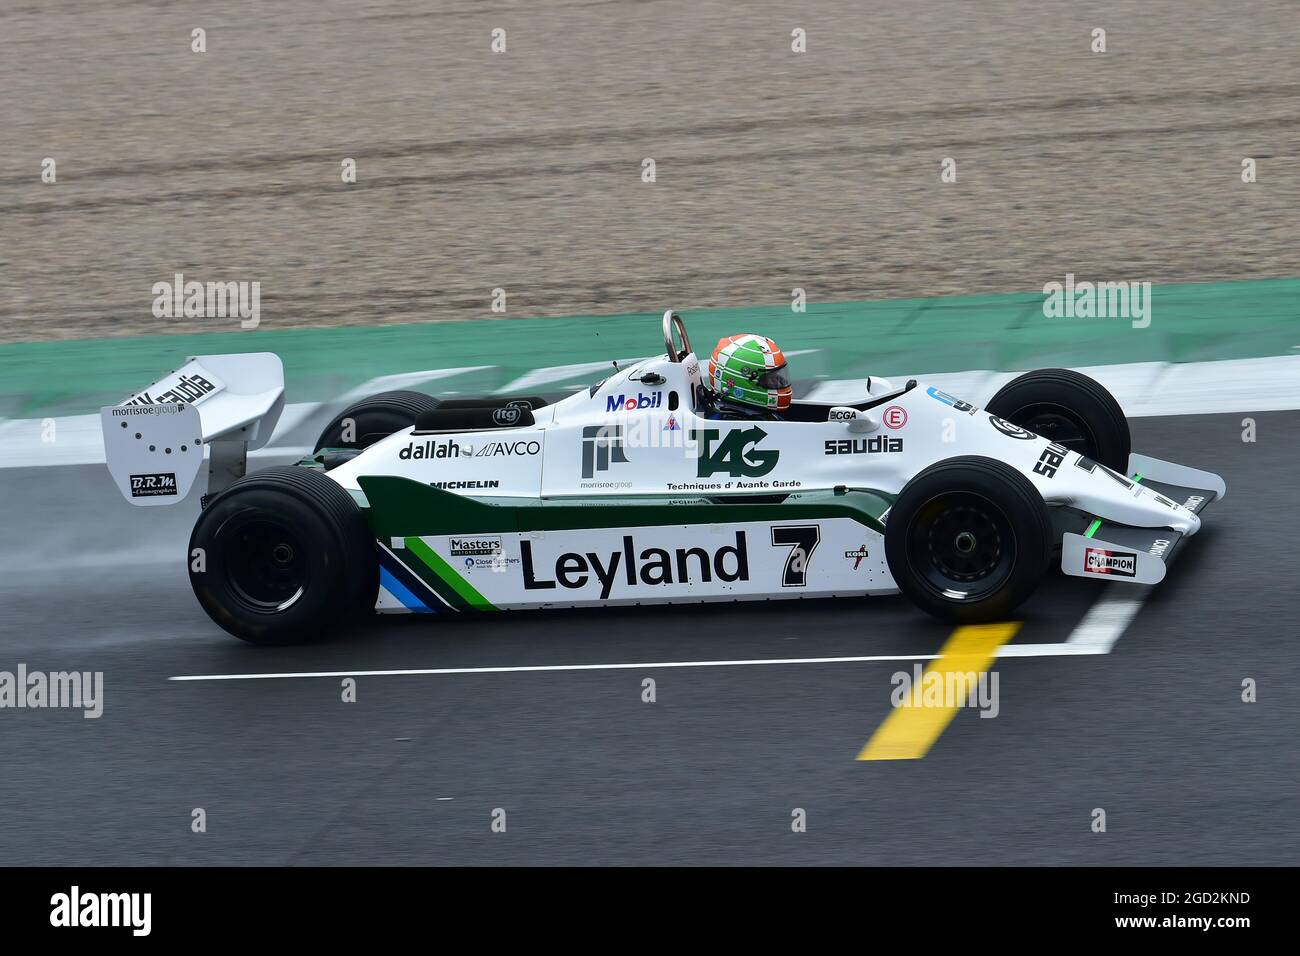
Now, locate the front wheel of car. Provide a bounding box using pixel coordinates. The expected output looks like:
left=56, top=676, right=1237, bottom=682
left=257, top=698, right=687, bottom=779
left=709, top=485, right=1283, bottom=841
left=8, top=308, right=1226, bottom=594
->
left=885, top=456, right=1052, bottom=623
left=188, top=466, right=378, bottom=644
left=985, top=368, right=1131, bottom=472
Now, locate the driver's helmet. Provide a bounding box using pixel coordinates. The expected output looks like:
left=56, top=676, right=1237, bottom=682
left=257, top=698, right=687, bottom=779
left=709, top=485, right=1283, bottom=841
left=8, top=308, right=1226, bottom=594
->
left=708, top=334, right=793, bottom=411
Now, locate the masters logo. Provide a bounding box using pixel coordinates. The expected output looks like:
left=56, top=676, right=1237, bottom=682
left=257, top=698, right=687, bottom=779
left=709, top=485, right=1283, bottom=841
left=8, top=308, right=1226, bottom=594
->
left=449, top=537, right=501, bottom=557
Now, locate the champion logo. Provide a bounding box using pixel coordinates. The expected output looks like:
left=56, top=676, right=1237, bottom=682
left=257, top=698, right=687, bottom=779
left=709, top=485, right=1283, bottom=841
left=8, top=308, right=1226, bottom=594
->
left=1083, top=546, right=1137, bottom=577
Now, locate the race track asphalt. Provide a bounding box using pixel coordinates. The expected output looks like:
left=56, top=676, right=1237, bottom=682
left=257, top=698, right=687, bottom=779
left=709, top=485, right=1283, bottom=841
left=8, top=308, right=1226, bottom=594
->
left=0, top=411, right=1295, bottom=865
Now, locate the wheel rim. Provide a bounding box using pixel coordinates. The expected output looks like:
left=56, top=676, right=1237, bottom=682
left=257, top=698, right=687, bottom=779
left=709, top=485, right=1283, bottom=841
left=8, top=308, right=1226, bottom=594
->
left=907, top=492, right=1016, bottom=600
left=223, top=515, right=310, bottom=612
left=1000, top=401, right=1095, bottom=455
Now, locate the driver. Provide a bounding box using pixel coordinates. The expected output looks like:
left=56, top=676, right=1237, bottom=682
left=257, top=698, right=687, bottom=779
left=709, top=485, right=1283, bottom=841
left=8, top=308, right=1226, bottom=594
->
left=703, top=333, right=793, bottom=420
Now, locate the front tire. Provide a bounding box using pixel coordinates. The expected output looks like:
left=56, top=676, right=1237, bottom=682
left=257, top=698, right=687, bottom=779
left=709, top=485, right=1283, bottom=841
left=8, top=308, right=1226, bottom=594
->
left=985, top=368, right=1130, bottom=471
left=885, top=456, right=1052, bottom=623
left=189, top=467, right=377, bottom=644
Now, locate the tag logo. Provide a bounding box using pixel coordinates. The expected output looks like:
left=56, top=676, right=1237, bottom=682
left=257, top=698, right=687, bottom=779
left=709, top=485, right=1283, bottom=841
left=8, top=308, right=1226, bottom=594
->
left=692, top=426, right=779, bottom=478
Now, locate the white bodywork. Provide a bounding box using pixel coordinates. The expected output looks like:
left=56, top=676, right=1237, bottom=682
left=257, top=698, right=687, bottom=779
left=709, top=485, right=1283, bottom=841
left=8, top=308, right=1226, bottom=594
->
left=98, top=323, right=1224, bottom=613
left=325, top=352, right=1207, bottom=535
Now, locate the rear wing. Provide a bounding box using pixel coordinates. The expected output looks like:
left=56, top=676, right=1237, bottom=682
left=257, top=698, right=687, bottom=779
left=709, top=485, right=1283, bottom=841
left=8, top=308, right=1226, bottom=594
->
left=100, top=353, right=285, bottom=506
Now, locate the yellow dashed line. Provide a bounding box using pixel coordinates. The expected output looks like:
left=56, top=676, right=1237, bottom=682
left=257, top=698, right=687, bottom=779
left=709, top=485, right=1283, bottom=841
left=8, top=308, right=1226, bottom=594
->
left=857, top=622, right=1021, bottom=761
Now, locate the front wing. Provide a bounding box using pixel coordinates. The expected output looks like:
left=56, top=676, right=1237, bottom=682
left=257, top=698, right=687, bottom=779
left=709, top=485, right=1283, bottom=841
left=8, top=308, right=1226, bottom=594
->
left=1061, top=452, right=1224, bottom=585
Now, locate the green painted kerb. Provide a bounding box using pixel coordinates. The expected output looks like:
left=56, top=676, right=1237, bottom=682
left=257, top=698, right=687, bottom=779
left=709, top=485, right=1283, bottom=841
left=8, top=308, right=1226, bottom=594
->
left=2, top=276, right=1297, bottom=418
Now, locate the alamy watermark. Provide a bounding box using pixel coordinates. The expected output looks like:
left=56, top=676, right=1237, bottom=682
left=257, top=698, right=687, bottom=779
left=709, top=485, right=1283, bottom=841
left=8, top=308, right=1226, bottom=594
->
left=152, top=272, right=260, bottom=328
left=1043, top=273, right=1151, bottom=328
left=0, top=664, right=103, bottom=718
left=50, top=886, right=150, bottom=936
left=891, top=663, right=999, bottom=718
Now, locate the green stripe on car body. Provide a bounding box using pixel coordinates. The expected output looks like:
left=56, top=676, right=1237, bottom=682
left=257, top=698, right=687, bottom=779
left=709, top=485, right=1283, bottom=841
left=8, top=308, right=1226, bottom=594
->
left=392, top=544, right=472, bottom=611
left=357, top=476, right=892, bottom=539
left=1084, top=519, right=1102, bottom=538
left=403, top=536, right=498, bottom=611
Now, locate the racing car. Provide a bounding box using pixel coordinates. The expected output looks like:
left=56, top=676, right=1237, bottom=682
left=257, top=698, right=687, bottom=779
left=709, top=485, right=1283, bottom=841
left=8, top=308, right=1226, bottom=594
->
left=101, top=311, right=1225, bottom=644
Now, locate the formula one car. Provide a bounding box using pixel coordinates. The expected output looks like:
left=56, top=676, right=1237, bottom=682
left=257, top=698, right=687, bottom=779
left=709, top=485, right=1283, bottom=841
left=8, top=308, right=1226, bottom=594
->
left=101, top=311, right=1225, bottom=644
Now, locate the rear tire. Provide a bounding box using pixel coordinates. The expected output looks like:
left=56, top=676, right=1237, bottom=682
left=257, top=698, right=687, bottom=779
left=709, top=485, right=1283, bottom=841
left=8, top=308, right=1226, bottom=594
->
left=885, top=456, right=1052, bottom=623
left=314, top=389, right=440, bottom=453
left=188, top=467, right=377, bottom=644
left=985, top=368, right=1130, bottom=471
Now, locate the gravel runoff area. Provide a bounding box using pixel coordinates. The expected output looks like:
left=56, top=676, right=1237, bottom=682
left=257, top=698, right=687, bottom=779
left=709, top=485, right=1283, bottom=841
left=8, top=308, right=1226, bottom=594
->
left=1, top=0, right=1297, bottom=343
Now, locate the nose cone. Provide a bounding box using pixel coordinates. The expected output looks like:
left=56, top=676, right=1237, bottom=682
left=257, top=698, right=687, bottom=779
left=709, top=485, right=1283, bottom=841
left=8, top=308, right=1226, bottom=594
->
left=1176, top=506, right=1203, bottom=536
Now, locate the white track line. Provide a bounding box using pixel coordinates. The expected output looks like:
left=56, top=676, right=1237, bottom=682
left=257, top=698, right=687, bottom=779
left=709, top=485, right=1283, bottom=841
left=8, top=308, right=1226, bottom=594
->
left=170, top=654, right=944, bottom=681
left=170, top=583, right=1152, bottom=682
left=1061, top=584, right=1151, bottom=654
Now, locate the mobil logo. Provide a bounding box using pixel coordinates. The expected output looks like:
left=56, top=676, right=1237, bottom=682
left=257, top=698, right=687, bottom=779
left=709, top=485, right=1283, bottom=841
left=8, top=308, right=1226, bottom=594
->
left=607, top=392, right=663, bottom=413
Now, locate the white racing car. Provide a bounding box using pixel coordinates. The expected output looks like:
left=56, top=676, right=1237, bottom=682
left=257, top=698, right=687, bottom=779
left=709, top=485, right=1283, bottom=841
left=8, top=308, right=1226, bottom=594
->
left=102, top=311, right=1225, bottom=644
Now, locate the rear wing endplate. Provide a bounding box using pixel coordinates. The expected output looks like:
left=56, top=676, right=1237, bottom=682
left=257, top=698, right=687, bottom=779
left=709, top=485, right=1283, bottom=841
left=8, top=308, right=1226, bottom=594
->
left=100, top=353, right=285, bottom=506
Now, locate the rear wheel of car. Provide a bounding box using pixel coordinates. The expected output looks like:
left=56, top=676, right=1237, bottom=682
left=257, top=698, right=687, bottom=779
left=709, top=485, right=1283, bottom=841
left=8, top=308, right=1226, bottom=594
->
left=985, top=368, right=1130, bottom=472
left=188, top=466, right=377, bottom=644
left=313, top=389, right=441, bottom=453
left=885, top=456, right=1052, bottom=623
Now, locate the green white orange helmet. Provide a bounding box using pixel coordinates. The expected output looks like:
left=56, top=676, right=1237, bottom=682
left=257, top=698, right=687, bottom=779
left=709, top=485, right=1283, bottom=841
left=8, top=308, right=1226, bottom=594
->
left=708, top=333, right=793, bottom=410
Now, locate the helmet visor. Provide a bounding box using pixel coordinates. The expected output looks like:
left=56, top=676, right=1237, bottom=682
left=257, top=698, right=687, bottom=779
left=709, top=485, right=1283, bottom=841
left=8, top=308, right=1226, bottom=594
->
left=755, top=364, right=790, bottom=389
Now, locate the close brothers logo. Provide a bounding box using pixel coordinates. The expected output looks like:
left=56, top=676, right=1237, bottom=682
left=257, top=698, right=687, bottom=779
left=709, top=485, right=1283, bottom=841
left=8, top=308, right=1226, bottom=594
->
left=1084, top=547, right=1137, bottom=577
